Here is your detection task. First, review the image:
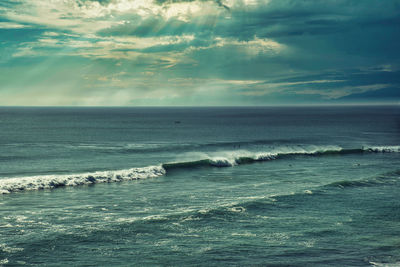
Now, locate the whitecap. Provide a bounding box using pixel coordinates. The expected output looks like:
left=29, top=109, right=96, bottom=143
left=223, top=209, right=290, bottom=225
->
left=0, top=165, right=166, bottom=194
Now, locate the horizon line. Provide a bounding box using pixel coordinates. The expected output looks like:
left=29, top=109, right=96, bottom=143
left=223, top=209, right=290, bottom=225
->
left=0, top=103, right=398, bottom=108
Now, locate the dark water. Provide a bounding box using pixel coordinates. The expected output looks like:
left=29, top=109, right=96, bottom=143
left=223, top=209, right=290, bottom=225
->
left=0, top=106, right=399, bottom=266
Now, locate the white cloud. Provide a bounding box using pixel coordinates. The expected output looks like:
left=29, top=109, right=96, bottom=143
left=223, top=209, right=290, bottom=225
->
left=161, top=1, right=223, bottom=21
left=12, top=33, right=195, bottom=61
left=222, top=79, right=264, bottom=85
left=0, top=22, right=30, bottom=29
left=215, top=36, right=284, bottom=55
left=223, top=0, right=270, bottom=9
left=2, top=0, right=224, bottom=34
left=277, top=79, right=346, bottom=87
left=236, top=79, right=348, bottom=96
left=12, top=46, right=36, bottom=57
left=185, top=36, right=285, bottom=57
left=294, top=84, right=391, bottom=99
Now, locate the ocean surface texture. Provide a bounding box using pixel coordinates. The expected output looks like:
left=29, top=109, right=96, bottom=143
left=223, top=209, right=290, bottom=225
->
left=0, top=106, right=399, bottom=266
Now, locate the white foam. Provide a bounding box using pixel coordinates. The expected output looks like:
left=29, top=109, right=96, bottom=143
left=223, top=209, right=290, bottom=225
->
left=370, top=261, right=400, bottom=267
left=228, top=206, right=246, bottom=213
left=256, top=145, right=343, bottom=160
left=0, top=165, right=166, bottom=194
left=231, top=232, right=256, bottom=237
left=209, top=157, right=237, bottom=167
left=364, top=146, right=400, bottom=153
left=183, top=145, right=344, bottom=166
left=0, top=244, right=24, bottom=253
left=274, top=145, right=343, bottom=155
left=255, top=152, right=278, bottom=160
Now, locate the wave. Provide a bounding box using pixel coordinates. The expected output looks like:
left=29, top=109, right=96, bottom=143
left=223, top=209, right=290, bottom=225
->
left=162, top=144, right=400, bottom=170
left=66, top=139, right=304, bottom=154
left=0, top=166, right=165, bottom=194
left=6, top=141, right=399, bottom=155
left=326, top=169, right=400, bottom=189
left=362, top=145, right=400, bottom=153
left=370, top=261, right=400, bottom=267
left=1, top=145, right=398, bottom=194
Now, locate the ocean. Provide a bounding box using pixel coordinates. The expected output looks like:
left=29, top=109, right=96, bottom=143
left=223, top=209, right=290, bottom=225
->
left=0, top=106, right=399, bottom=266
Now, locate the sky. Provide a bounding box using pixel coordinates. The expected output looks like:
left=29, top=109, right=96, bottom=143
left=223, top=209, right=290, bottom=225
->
left=0, top=0, right=399, bottom=106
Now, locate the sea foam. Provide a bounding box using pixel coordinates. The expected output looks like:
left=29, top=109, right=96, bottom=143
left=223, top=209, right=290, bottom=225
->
left=363, top=145, right=400, bottom=153
left=0, top=165, right=165, bottom=194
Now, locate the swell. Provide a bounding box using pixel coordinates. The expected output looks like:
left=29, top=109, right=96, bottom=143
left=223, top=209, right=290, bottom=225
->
left=68, top=138, right=305, bottom=154
left=88, top=143, right=400, bottom=155
left=162, top=145, right=399, bottom=170
left=325, top=169, right=400, bottom=189
left=163, top=145, right=342, bottom=169
left=0, top=145, right=399, bottom=194
left=183, top=169, right=400, bottom=220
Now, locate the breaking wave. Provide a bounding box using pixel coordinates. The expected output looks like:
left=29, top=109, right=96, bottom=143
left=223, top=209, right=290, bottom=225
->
left=0, top=145, right=398, bottom=194
left=0, top=166, right=166, bottom=194
left=162, top=145, right=342, bottom=169
left=162, top=145, right=399, bottom=170
left=362, top=146, right=400, bottom=153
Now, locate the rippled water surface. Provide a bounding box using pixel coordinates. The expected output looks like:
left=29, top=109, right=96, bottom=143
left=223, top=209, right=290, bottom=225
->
left=0, top=106, right=399, bottom=266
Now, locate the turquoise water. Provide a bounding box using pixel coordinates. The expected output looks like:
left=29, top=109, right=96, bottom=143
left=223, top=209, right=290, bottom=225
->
left=0, top=106, right=399, bottom=266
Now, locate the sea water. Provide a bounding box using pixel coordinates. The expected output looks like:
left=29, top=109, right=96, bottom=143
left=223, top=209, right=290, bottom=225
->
left=0, top=106, right=399, bottom=266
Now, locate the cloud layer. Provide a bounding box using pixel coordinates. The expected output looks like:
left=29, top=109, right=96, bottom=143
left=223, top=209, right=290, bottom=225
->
left=0, top=0, right=399, bottom=105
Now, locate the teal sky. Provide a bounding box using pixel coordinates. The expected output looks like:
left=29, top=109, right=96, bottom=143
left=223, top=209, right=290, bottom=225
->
left=0, top=0, right=399, bottom=106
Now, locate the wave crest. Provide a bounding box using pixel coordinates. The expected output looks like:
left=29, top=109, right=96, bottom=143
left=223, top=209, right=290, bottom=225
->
left=363, top=145, right=400, bottom=153
left=163, top=145, right=344, bottom=170
left=0, top=166, right=165, bottom=194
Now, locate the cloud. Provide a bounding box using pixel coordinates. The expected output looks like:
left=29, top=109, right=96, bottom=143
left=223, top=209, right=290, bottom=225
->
left=0, top=22, right=30, bottom=29
left=0, top=0, right=399, bottom=105
left=290, top=84, right=392, bottom=99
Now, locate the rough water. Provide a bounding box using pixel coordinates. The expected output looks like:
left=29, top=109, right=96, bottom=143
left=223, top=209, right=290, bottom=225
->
left=0, top=106, right=399, bottom=266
